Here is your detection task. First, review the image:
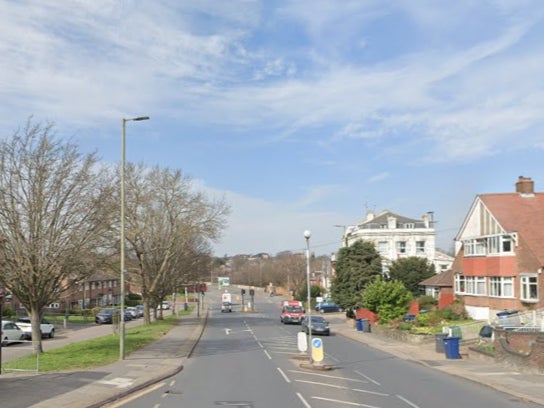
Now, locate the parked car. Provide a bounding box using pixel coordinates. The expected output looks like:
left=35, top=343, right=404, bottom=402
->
left=126, top=307, right=139, bottom=318
left=315, top=301, right=342, bottom=313
left=159, top=301, right=170, bottom=310
left=1, top=320, right=25, bottom=345
left=135, top=305, right=144, bottom=317
left=95, top=308, right=129, bottom=324
left=15, top=317, right=55, bottom=339
left=301, top=315, right=330, bottom=336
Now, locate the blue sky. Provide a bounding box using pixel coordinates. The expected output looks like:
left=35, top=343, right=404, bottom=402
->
left=1, top=1, right=543, bottom=257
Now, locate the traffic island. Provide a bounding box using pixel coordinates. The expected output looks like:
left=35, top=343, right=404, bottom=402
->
left=299, top=362, right=334, bottom=371
left=290, top=353, right=310, bottom=361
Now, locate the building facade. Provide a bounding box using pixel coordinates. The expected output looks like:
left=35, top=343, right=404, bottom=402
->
left=343, top=210, right=453, bottom=274
left=453, top=176, right=544, bottom=321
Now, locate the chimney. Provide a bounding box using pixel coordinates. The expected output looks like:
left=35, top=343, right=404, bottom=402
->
left=515, top=176, right=534, bottom=195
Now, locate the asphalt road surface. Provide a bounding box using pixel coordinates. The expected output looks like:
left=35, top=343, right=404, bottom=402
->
left=113, top=288, right=541, bottom=408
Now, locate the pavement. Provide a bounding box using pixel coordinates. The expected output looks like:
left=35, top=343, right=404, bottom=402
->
left=1, top=307, right=544, bottom=407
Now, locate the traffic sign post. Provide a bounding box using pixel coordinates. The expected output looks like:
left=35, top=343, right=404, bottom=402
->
left=311, top=337, right=324, bottom=363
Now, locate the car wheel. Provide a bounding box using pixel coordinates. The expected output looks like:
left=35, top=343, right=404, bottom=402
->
left=319, top=309, right=325, bottom=314
left=49, top=329, right=55, bottom=339
left=2, top=337, right=8, bottom=346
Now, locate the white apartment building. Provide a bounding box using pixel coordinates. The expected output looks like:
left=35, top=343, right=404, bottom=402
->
left=343, top=210, right=453, bottom=274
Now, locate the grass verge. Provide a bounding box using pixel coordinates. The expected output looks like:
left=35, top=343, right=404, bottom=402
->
left=3, top=308, right=193, bottom=373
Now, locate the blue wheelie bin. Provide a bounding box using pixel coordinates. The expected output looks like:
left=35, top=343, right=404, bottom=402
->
left=356, top=318, right=363, bottom=331
left=443, top=337, right=461, bottom=359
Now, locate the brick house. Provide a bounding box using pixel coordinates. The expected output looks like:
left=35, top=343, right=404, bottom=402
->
left=453, top=176, right=544, bottom=321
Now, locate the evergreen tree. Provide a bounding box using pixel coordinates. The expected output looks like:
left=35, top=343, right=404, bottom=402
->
left=361, top=275, right=413, bottom=323
left=388, top=257, right=436, bottom=296
left=330, top=240, right=382, bottom=311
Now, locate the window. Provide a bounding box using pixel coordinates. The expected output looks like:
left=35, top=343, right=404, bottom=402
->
left=464, top=234, right=514, bottom=256
left=404, top=223, right=414, bottom=229
left=489, top=277, right=514, bottom=298
left=396, top=241, right=406, bottom=254
left=377, top=241, right=389, bottom=255
left=416, top=241, right=425, bottom=253
left=520, top=274, right=538, bottom=302
left=455, top=275, right=486, bottom=295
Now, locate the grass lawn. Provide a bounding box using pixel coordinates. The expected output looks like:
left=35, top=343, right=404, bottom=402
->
left=3, top=308, right=193, bottom=373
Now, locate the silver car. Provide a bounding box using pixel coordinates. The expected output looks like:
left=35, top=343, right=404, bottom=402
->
left=1, top=320, right=25, bottom=345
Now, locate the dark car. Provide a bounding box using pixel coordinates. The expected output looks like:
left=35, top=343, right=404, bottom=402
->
left=315, top=301, right=342, bottom=313
left=95, top=308, right=129, bottom=324
left=301, top=315, right=330, bottom=336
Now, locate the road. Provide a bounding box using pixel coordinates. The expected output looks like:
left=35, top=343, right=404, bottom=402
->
left=114, top=288, right=541, bottom=408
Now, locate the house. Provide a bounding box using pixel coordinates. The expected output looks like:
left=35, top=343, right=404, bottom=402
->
left=343, top=210, right=453, bottom=274
left=419, top=268, right=455, bottom=309
left=453, top=176, right=544, bottom=321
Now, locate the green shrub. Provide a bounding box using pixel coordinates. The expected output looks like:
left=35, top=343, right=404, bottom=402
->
left=398, top=322, right=413, bottom=331
left=417, top=295, right=438, bottom=312
left=2, top=306, right=14, bottom=318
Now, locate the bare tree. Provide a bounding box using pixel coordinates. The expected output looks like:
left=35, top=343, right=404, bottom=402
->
left=123, top=164, right=229, bottom=323
left=0, top=119, right=115, bottom=353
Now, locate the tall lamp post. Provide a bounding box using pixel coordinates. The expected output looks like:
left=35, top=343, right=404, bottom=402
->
left=120, top=116, right=149, bottom=360
left=304, top=230, right=312, bottom=362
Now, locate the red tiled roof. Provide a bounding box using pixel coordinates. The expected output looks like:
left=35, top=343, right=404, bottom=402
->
left=480, top=192, right=544, bottom=266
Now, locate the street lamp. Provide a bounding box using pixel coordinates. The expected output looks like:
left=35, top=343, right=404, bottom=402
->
left=304, top=230, right=312, bottom=362
left=120, top=116, right=149, bottom=360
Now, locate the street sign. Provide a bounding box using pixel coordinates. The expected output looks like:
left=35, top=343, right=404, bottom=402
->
left=297, top=332, right=307, bottom=352
left=311, top=337, right=324, bottom=362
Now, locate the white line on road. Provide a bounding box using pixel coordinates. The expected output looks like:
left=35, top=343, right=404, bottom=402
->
left=289, top=370, right=367, bottom=383
left=352, top=388, right=389, bottom=397
left=296, top=380, right=389, bottom=397
left=263, top=349, right=272, bottom=359
left=257, top=341, right=264, bottom=348
left=296, top=380, right=349, bottom=389
left=312, top=396, right=381, bottom=407
left=277, top=367, right=291, bottom=383
left=297, top=392, right=312, bottom=408
left=396, top=394, right=421, bottom=408
left=354, top=369, right=381, bottom=386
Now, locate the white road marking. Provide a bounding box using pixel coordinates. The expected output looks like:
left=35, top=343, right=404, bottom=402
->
left=263, top=349, right=272, bottom=359
left=396, top=394, right=421, bottom=408
left=289, top=370, right=367, bottom=383
left=102, top=382, right=165, bottom=407
left=312, top=396, right=381, bottom=407
left=97, top=377, right=134, bottom=388
left=296, top=380, right=349, bottom=389
left=352, top=388, right=389, bottom=397
left=297, top=392, right=312, bottom=408
left=296, top=380, right=389, bottom=397
left=277, top=367, right=291, bottom=383
left=354, top=369, right=381, bottom=386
